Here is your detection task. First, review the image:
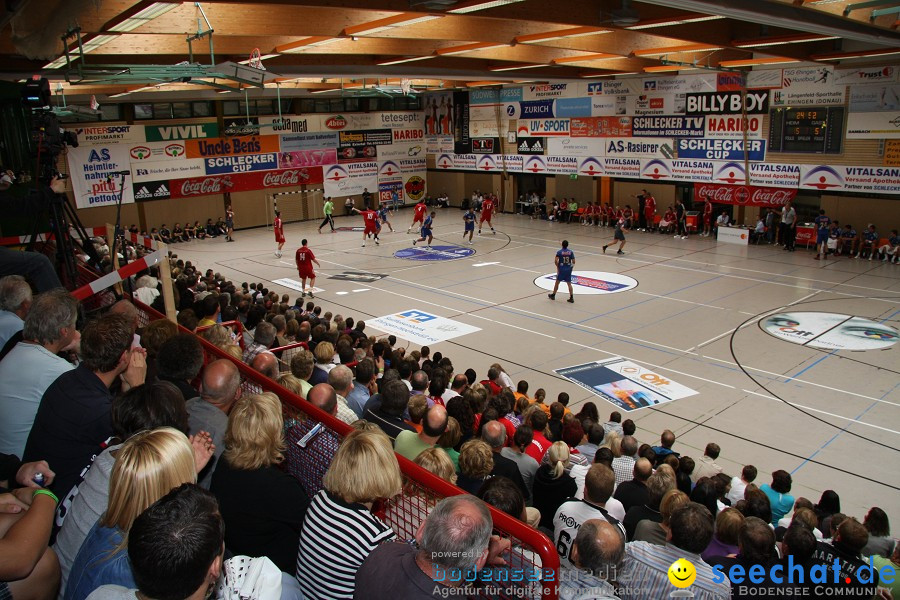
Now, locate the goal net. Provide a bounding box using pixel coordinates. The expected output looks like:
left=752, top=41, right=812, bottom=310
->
left=266, top=188, right=324, bottom=229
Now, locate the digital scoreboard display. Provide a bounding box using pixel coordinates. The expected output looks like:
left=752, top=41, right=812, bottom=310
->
left=769, top=106, right=844, bottom=154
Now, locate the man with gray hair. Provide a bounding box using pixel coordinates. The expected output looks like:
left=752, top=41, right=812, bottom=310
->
left=354, top=495, right=511, bottom=599
left=611, top=435, right=638, bottom=488
left=326, top=364, right=359, bottom=425
left=251, top=352, right=279, bottom=380
left=482, top=420, right=529, bottom=499
left=271, top=314, right=288, bottom=348
left=0, top=289, right=79, bottom=456
left=0, top=274, right=33, bottom=350
left=188, top=359, right=241, bottom=488
left=242, top=320, right=276, bottom=364
left=558, top=519, right=624, bottom=600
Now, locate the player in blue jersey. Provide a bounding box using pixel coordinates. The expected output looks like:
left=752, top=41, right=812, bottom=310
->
left=378, top=204, right=394, bottom=232
left=463, top=207, right=475, bottom=244
left=413, top=211, right=435, bottom=246
left=857, top=224, right=879, bottom=260
left=814, top=209, right=831, bottom=261
left=548, top=240, right=575, bottom=303
left=878, top=229, right=899, bottom=263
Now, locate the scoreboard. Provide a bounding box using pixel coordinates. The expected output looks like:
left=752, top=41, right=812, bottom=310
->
left=768, top=106, right=844, bottom=153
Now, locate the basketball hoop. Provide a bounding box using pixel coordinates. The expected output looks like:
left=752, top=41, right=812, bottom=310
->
left=248, top=48, right=266, bottom=71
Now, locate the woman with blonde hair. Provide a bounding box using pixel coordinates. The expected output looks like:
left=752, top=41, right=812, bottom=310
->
left=436, top=416, right=461, bottom=471
left=297, top=429, right=402, bottom=599
left=634, top=489, right=690, bottom=545
left=211, top=393, right=308, bottom=576
left=309, top=341, right=335, bottom=385
left=532, top=441, right=577, bottom=530
left=455, top=439, right=494, bottom=495
left=64, top=428, right=197, bottom=600
left=198, top=323, right=233, bottom=351
left=414, top=447, right=457, bottom=485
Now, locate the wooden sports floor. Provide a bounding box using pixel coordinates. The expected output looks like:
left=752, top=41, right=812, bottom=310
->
left=169, top=206, right=900, bottom=524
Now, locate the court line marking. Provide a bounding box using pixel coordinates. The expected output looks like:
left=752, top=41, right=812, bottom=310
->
left=740, top=389, right=900, bottom=435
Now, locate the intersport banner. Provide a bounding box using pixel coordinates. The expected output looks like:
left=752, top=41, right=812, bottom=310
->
left=168, top=167, right=324, bottom=199
left=693, top=183, right=797, bottom=208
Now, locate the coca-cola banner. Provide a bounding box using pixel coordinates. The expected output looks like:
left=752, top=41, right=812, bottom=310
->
left=167, top=167, right=324, bottom=200
left=693, top=183, right=797, bottom=208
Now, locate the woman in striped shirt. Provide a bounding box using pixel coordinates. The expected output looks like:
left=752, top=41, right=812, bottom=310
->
left=296, top=429, right=402, bottom=599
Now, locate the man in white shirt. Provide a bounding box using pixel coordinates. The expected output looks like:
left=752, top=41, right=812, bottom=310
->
left=692, top=442, right=724, bottom=482
left=726, top=464, right=757, bottom=505
left=0, top=289, right=79, bottom=457
left=554, top=464, right=626, bottom=568
left=0, top=274, right=32, bottom=350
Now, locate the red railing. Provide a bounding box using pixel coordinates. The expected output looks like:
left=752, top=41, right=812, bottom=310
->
left=128, top=298, right=559, bottom=599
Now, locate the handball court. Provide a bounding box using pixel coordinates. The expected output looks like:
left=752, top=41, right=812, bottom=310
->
left=168, top=207, right=900, bottom=523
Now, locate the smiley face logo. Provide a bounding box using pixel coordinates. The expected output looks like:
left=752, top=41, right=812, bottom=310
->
left=668, top=558, right=696, bottom=588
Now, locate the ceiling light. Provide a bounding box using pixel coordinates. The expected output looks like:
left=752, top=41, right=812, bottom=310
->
left=633, top=44, right=722, bottom=57
left=275, top=37, right=342, bottom=53
left=435, top=42, right=507, bottom=56
left=238, top=54, right=279, bottom=65
left=626, top=15, right=725, bottom=30
left=310, top=88, right=342, bottom=94
left=108, top=2, right=180, bottom=32
left=465, top=80, right=507, bottom=87
left=580, top=71, right=638, bottom=78
left=44, top=57, right=68, bottom=69
left=733, top=34, right=839, bottom=48
left=810, top=47, right=900, bottom=60
left=718, top=57, right=800, bottom=67
left=551, top=53, right=620, bottom=65
left=643, top=65, right=695, bottom=72
left=342, top=13, right=442, bottom=36
left=488, top=63, right=546, bottom=71
left=447, top=0, right=526, bottom=14
left=377, top=55, right=436, bottom=65
left=514, top=26, right=611, bottom=44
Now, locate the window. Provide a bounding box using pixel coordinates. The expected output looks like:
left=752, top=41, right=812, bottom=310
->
left=134, top=103, right=153, bottom=120
left=152, top=103, right=173, bottom=119
left=172, top=102, right=191, bottom=118
left=314, top=99, right=330, bottom=112
left=344, top=97, right=360, bottom=112
left=299, top=98, right=315, bottom=113
left=222, top=100, right=240, bottom=116
left=99, top=104, right=121, bottom=121
left=192, top=101, right=213, bottom=117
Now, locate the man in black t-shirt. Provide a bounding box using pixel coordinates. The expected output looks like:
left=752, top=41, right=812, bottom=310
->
left=23, top=314, right=145, bottom=499
left=807, top=518, right=880, bottom=598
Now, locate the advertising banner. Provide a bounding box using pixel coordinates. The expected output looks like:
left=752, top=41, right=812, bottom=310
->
left=468, top=87, right=522, bottom=104
left=555, top=356, right=697, bottom=412
left=144, top=123, right=218, bottom=142
left=578, top=157, right=605, bottom=177
left=544, top=155, right=579, bottom=174
left=516, top=118, right=570, bottom=137
left=771, top=67, right=845, bottom=106
left=799, top=164, right=900, bottom=193
left=745, top=69, right=782, bottom=89
left=277, top=149, right=338, bottom=168
left=569, top=116, right=632, bottom=137
left=642, top=73, right=716, bottom=94
left=760, top=312, right=899, bottom=351
left=279, top=132, right=339, bottom=151
left=404, top=174, right=427, bottom=202
left=676, top=138, right=766, bottom=161
left=516, top=137, right=546, bottom=154
left=749, top=163, right=801, bottom=188
left=67, top=145, right=136, bottom=208
left=631, top=115, right=705, bottom=137
left=470, top=104, right=506, bottom=121
left=716, top=72, right=746, bottom=92
left=204, top=153, right=278, bottom=174
left=546, top=137, right=604, bottom=157
left=834, top=66, right=897, bottom=86
left=469, top=119, right=511, bottom=139
left=704, top=115, right=764, bottom=139
left=685, top=91, right=769, bottom=115
left=640, top=158, right=713, bottom=182
left=367, top=309, right=481, bottom=345
left=602, top=157, right=641, bottom=178
left=556, top=97, right=592, bottom=117
left=378, top=180, right=403, bottom=205
left=848, top=85, right=900, bottom=112
left=379, top=143, right=425, bottom=160
left=693, top=182, right=797, bottom=207
left=132, top=181, right=171, bottom=201
left=471, top=138, right=496, bottom=153
left=588, top=96, right=618, bottom=116
left=584, top=79, right=642, bottom=96
left=425, top=135, right=454, bottom=155
left=259, top=115, right=315, bottom=134
left=605, top=138, right=674, bottom=159
left=522, top=83, right=573, bottom=101
left=424, top=92, right=455, bottom=135
left=885, top=140, right=900, bottom=166
left=715, top=226, right=751, bottom=245
left=131, top=158, right=206, bottom=183
left=393, top=128, right=424, bottom=142
left=70, top=124, right=145, bottom=146
left=338, top=129, right=393, bottom=147
left=521, top=155, right=547, bottom=174
left=323, top=161, right=378, bottom=197
left=846, top=112, right=900, bottom=139
left=185, top=135, right=279, bottom=159
left=621, top=93, right=684, bottom=116
left=453, top=91, right=470, bottom=155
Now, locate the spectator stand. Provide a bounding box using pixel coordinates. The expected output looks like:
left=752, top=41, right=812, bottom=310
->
left=70, top=255, right=560, bottom=600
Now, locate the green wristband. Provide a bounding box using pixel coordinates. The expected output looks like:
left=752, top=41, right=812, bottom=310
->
left=33, top=488, right=59, bottom=504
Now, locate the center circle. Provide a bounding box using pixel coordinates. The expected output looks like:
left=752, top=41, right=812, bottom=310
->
left=533, top=271, right=638, bottom=295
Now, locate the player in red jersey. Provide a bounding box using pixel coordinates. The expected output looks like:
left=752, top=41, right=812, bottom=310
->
left=352, top=207, right=380, bottom=247
left=702, top=193, right=714, bottom=237
left=643, top=191, right=656, bottom=232
left=407, top=198, right=428, bottom=234
left=478, top=194, right=496, bottom=235
left=294, top=238, right=321, bottom=298
left=273, top=210, right=285, bottom=257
